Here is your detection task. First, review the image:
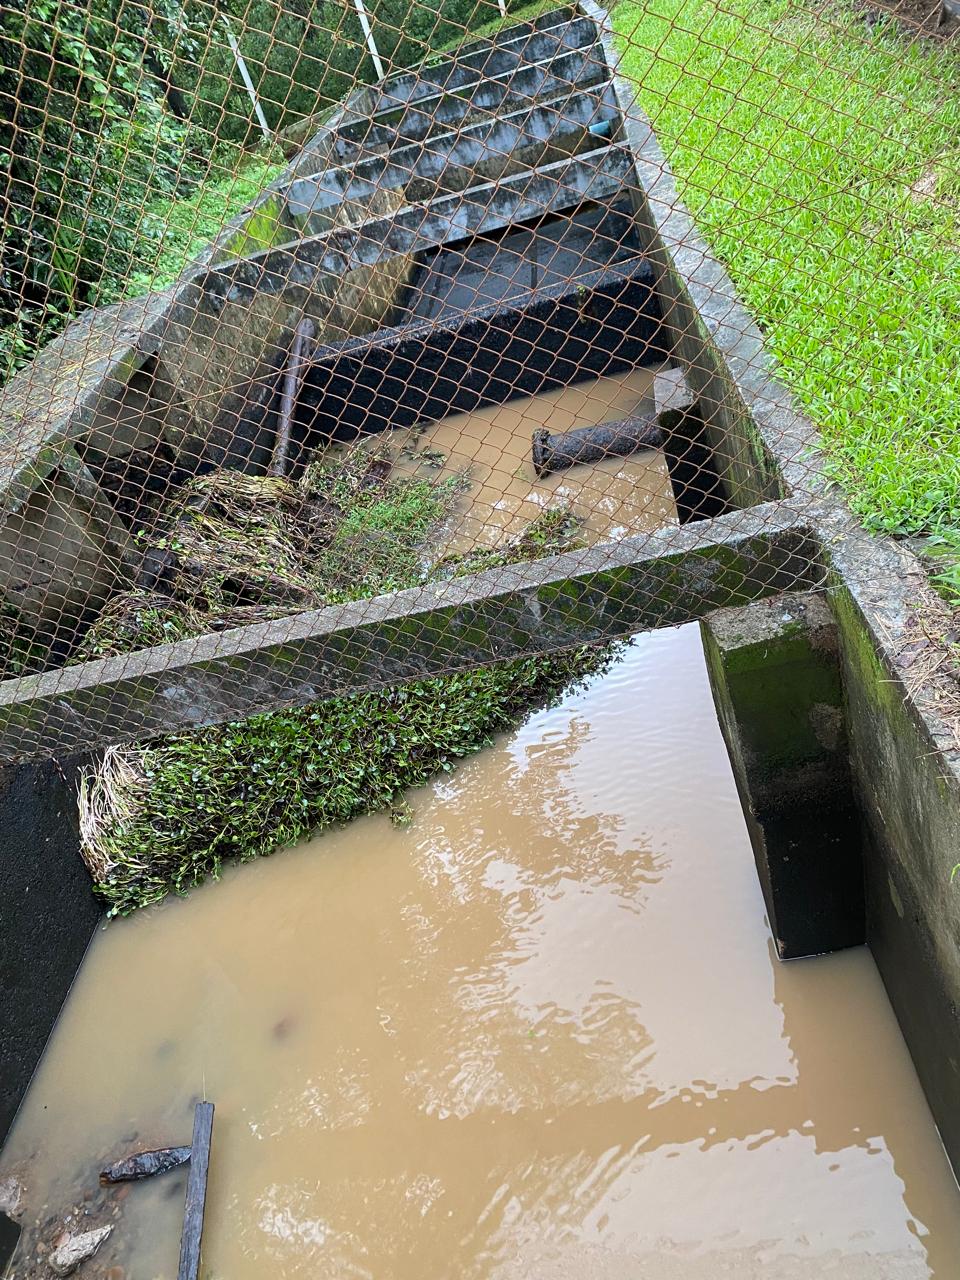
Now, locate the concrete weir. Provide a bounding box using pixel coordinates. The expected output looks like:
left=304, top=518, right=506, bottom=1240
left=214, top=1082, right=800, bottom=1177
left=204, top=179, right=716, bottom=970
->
left=2, top=0, right=960, bottom=1194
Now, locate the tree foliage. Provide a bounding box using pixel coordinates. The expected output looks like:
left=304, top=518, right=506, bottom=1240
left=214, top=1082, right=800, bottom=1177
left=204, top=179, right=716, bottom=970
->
left=0, top=0, right=509, bottom=381
left=1, top=0, right=197, bottom=373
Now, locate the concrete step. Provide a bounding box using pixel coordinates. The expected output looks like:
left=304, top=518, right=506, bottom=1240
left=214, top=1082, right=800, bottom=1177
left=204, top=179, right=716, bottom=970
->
left=405, top=198, right=643, bottom=325
left=286, top=84, right=618, bottom=234
left=334, top=44, right=609, bottom=158
left=363, top=12, right=596, bottom=115
left=205, top=143, right=636, bottom=301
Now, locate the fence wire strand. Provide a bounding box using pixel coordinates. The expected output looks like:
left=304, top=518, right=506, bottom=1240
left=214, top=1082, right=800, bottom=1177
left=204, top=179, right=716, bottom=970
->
left=0, top=0, right=957, bottom=763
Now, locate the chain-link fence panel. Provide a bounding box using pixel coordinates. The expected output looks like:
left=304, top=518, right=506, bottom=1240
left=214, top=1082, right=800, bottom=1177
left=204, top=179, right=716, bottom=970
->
left=0, top=0, right=956, bottom=763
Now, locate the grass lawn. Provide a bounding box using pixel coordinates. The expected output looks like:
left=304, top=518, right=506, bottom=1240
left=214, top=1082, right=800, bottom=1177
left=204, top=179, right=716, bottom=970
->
left=613, top=0, right=960, bottom=587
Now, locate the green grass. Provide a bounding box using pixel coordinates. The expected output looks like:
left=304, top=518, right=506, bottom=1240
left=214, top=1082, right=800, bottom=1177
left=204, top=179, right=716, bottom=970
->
left=614, top=0, right=960, bottom=551
left=102, top=151, right=286, bottom=302
left=433, top=0, right=568, bottom=53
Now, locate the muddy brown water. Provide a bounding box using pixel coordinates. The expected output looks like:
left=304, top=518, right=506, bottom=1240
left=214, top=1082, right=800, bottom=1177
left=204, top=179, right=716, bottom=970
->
left=371, top=367, right=676, bottom=553
left=4, top=628, right=960, bottom=1278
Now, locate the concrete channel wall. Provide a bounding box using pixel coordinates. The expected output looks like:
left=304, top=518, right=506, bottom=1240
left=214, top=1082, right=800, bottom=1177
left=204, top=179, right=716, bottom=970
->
left=3, top=0, right=960, bottom=1191
left=0, top=753, right=98, bottom=1147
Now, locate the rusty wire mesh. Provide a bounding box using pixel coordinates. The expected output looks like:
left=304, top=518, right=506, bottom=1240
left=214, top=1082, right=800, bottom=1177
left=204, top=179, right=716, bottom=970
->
left=0, top=0, right=957, bottom=762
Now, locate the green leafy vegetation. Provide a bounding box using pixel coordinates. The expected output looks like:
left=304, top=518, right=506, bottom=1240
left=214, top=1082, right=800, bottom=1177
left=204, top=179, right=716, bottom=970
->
left=82, top=648, right=607, bottom=914
left=98, top=153, right=286, bottom=302
left=79, top=453, right=610, bottom=913
left=0, top=0, right=528, bottom=382
left=614, top=0, right=960, bottom=569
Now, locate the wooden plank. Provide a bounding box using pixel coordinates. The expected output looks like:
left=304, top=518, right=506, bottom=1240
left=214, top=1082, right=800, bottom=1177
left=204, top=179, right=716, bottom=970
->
left=177, top=1102, right=215, bottom=1280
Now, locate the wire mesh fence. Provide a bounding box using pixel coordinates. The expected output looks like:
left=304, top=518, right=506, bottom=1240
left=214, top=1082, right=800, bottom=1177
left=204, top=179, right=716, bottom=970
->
left=0, top=0, right=958, bottom=766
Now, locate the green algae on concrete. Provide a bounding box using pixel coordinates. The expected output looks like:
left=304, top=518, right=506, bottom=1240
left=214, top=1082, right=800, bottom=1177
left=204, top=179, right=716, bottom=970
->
left=701, top=591, right=864, bottom=959
left=827, top=578, right=960, bottom=1173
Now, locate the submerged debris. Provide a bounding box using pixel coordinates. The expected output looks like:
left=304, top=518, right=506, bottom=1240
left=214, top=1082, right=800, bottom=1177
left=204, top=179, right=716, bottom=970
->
left=48, top=1225, right=111, bottom=1277
left=157, top=470, right=319, bottom=613
left=100, top=1146, right=191, bottom=1186
left=77, top=593, right=203, bottom=662
left=531, top=415, right=663, bottom=476
left=177, top=1103, right=214, bottom=1280
left=75, top=449, right=461, bottom=665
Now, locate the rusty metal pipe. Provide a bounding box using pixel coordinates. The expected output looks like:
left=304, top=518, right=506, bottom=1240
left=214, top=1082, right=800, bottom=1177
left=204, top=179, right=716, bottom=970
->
left=532, top=413, right=663, bottom=477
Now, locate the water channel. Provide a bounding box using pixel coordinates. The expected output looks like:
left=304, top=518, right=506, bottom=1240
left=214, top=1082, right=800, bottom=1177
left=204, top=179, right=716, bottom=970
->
left=386, top=367, right=676, bottom=553
left=4, top=369, right=960, bottom=1276
left=4, top=626, right=960, bottom=1278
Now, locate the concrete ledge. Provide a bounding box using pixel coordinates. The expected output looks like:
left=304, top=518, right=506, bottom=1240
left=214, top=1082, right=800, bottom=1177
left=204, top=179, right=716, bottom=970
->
left=201, top=143, right=633, bottom=299
left=702, top=592, right=865, bottom=959
left=0, top=505, right=823, bottom=761
left=369, top=9, right=588, bottom=113
left=335, top=46, right=608, bottom=156
left=287, top=85, right=618, bottom=226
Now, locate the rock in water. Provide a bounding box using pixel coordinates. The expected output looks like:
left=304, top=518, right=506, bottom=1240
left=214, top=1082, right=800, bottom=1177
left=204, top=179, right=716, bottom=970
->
left=0, top=1175, right=23, bottom=1219
left=48, top=1225, right=112, bottom=1276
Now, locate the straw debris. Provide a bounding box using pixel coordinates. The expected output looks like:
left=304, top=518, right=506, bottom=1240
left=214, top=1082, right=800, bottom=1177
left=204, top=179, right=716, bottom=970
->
left=77, top=453, right=608, bottom=914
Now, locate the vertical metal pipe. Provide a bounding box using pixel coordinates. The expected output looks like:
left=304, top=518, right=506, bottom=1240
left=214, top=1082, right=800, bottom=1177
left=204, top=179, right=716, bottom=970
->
left=221, top=16, right=272, bottom=144
left=352, top=0, right=386, bottom=80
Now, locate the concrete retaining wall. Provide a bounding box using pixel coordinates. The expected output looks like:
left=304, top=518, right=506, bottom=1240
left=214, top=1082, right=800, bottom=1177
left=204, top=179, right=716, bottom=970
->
left=0, top=756, right=99, bottom=1147
left=830, top=571, right=960, bottom=1174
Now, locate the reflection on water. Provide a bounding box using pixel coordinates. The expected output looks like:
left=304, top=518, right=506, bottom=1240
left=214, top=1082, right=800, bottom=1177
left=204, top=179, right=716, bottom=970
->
left=4, top=628, right=960, bottom=1278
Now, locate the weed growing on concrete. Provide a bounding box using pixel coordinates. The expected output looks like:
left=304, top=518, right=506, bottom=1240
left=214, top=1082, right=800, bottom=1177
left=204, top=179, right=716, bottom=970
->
left=79, top=456, right=612, bottom=914
left=98, top=152, right=286, bottom=303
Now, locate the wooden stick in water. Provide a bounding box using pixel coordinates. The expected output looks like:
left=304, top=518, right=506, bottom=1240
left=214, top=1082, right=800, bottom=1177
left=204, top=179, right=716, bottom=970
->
left=177, top=1102, right=215, bottom=1280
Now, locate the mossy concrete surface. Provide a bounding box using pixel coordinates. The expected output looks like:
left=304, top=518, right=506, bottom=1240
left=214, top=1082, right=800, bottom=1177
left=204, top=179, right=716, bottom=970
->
left=829, top=572, right=960, bottom=1174
left=701, top=592, right=865, bottom=960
